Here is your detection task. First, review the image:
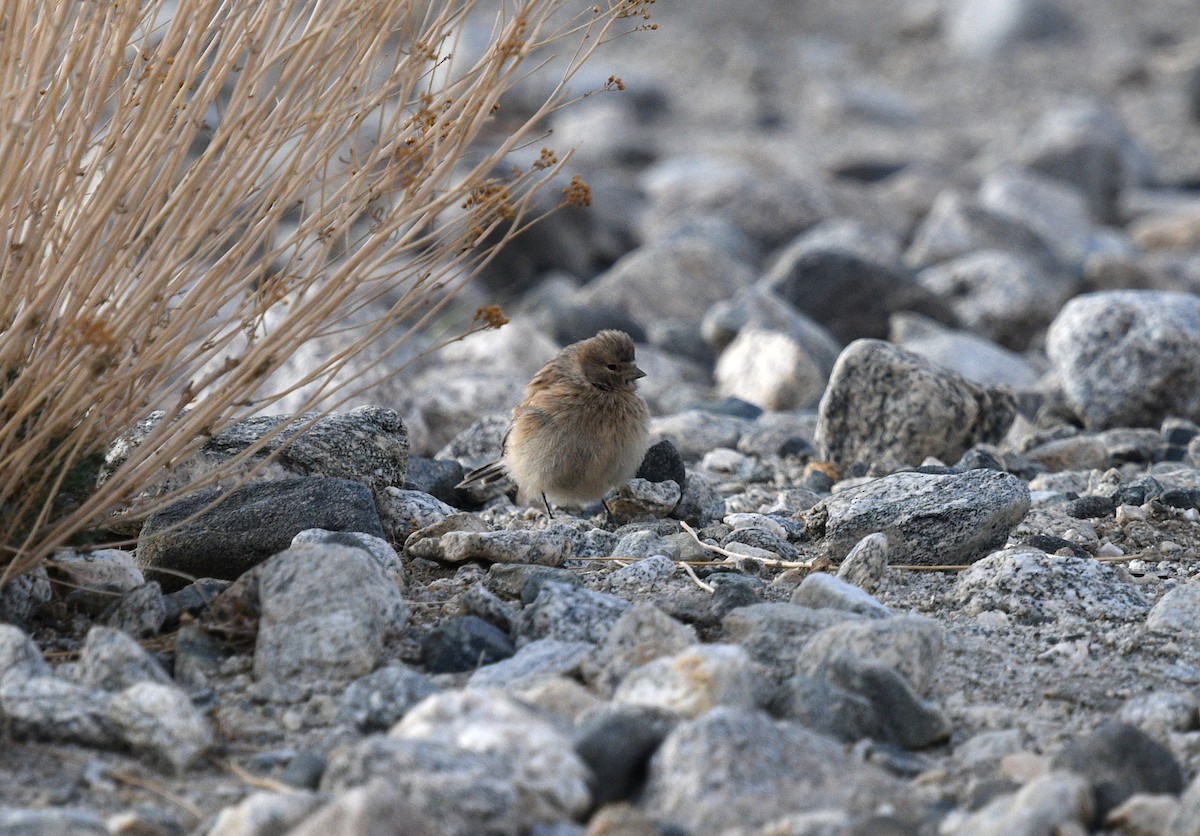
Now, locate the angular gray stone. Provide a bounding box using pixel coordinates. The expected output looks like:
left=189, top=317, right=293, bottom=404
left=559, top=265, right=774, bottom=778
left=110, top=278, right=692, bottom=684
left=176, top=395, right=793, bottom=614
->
left=0, top=625, right=51, bottom=686
left=904, top=192, right=1055, bottom=270
left=47, top=548, right=144, bottom=614
left=642, top=707, right=900, bottom=833
left=0, top=677, right=117, bottom=747
left=612, top=644, right=762, bottom=719
left=0, top=569, right=51, bottom=625
left=917, top=250, right=1075, bottom=351
left=953, top=548, right=1150, bottom=624
left=75, top=626, right=172, bottom=692
left=790, top=573, right=892, bottom=619
left=702, top=286, right=841, bottom=375
left=516, top=581, right=630, bottom=645
left=138, top=476, right=385, bottom=592
left=107, top=681, right=213, bottom=773
left=945, top=771, right=1092, bottom=836
left=1052, top=720, right=1184, bottom=820
left=604, top=555, right=680, bottom=597
left=1147, top=583, right=1200, bottom=636
left=254, top=543, right=408, bottom=682
left=390, top=688, right=592, bottom=820
left=670, top=471, right=728, bottom=526
left=804, top=469, right=1030, bottom=566
left=721, top=603, right=862, bottom=681
left=467, top=639, right=593, bottom=688
left=815, top=339, right=1017, bottom=475
left=650, top=411, right=752, bottom=461
left=99, top=581, right=167, bottom=638
left=290, top=528, right=405, bottom=590
left=825, top=654, right=951, bottom=749
left=338, top=665, right=441, bottom=733
left=796, top=614, right=943, bottom=695
left=714, top=326, right=828, bottom=411
left=407, top=529, right=571, bottom=567
left=890, top=312, right=1040, bottom=390
left=763, top=245, right=951, bottom=344
left=1046, top=291, right=1200, bottom=430
left=835, top=532, right=890, bottom=593
left=979, top=166, right=1094, bottom=268
left=585, top=603, right=698, bottom=695
left=606, top=478, right=682, bottom=525
left=611, top=531, right=681, bottom=563
left=375, top=488, right=456, bottom=543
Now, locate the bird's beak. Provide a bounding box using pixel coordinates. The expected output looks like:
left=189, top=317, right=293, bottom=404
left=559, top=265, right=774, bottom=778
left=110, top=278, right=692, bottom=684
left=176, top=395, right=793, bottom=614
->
left=630, top=365, right=646, bottom=380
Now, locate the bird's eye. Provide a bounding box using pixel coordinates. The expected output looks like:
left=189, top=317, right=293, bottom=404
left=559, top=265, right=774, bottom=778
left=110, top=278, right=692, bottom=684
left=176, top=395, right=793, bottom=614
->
left=606, top=363, right=618, bottom=371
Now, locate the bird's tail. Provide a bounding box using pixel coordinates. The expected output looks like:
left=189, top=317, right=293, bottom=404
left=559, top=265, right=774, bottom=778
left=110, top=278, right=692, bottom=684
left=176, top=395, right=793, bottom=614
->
left=455, top=459, right=509, bottom=490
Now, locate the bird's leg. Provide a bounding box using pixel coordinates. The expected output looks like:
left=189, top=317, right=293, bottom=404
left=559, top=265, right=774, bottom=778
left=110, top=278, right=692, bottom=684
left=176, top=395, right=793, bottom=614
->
left=541, top=492, right=555, bottom=519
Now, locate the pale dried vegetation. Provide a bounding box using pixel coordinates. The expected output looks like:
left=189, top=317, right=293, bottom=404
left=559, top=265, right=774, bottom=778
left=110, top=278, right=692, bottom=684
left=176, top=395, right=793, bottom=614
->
left=0, top=0, right=655, bottom=584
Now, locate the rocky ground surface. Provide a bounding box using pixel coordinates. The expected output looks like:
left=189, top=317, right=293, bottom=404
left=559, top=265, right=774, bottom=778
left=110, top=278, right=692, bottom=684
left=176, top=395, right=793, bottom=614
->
left=8, top=0, right=1200, bottom=834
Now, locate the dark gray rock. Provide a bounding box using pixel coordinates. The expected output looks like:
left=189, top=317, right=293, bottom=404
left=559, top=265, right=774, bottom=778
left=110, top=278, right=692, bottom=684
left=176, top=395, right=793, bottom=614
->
left=642, top=707, right=901, bottom=832
left=764, top=246, right=951, bottom=344
left=573, top=705, right=678, bottom=806
left=636, top=439, right=687, bottom=490
left=825, top=655, right=951, bottom=749
left=517, top=582, right=630, bottom=645
left=254, top=542, right=408, bottom=683
left=403, top=455, right=466, bottom=505
left=98, top=581, right=166, bottom=638
left=1046, top=291, right=1200, bottom=430
left=0, top=569, right=51, bottom=626
left=421, top=616, right=516, bottom=674
left=338, top=665, right=440, bottom=733
left=796, top=614, right=944, bottom=695
left=161, top=578, right=230, bottom=631
left=815, top=339, right=1018, bottom=476
left=767, top=674, right=877, bottom=742
left=804, top=469, right=1030, bottom=566
left=138, top=477, right=385, bottom=592
left=1052, top=720, right=1184, bottom=821
left=904, top=192, right=1056, bottom=270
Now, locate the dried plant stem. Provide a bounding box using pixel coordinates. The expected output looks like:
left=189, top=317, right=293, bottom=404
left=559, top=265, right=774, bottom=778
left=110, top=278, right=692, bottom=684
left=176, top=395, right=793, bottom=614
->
left=0, top=0, right=655, bottom=582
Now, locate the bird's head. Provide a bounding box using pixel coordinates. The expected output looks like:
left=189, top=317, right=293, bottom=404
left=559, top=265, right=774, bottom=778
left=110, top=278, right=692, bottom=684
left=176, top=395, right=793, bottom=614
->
left=576, top=329, right=645, bottom=392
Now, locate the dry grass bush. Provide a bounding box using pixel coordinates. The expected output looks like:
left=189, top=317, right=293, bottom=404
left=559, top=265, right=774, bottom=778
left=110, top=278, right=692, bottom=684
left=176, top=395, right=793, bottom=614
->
left=0, top=0, right=655, bottom=585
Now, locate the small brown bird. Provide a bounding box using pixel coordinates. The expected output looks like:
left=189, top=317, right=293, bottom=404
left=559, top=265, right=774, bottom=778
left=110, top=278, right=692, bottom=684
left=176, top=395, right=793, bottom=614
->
left=456, top=329, right=650, bottom=516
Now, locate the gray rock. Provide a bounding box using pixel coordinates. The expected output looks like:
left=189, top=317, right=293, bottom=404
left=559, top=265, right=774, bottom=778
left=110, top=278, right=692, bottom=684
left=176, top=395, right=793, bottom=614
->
left=613, top=643, right=763, bottom=718
left=702, top=287, right=842, bottom=376
left=319, top=740, right=522, bottom=835
left=47, top=548, right=144, bottom=614
left=460, top=583, right=519, bottom=634
left=605, top=478, right=682, bottom=525
left=0, top=625, right=51, bottom=686
left=604, top=555, right=680, bottom=597
left=714, top=326, right=828, bottom=411
left=375, top=488, right=456, bottom=543
left=99, top=581, right=167, bottom=638
left=650, top=411, right=752, bottom=461
left=573, top=705, right=678, bottom=806
left=1013, top=101, right=1151, bottom=224
left=517, top=581, right=630, bottom=645
left=1147, top=583, right=1200, bottom=636
left=917, top=250, right=1074, bottom=350
left=467, top=639, right=593, bottom=688
left=642, top=707, right=900, bottom=833
left=945, top=0, right=1074, bottom=57
left=436, top=413, right=510, bottom=475
left=338, top=665, right=441, bottom=733
left=108, top=681, right=213, bottom=773
left=207, top=791, right=324, bottom=836
left=953, top=548, right=1150, bottom=624
left=721, top=603, right=862, bottom=681
left=804, top=469, right=1030, bottom=566
left=835, top=532, right=890, bottom=594
left=904, top=192, right=1055, bottom=271
left=825, top=654, right=951, bottom=749
left=75, top=626, right=172, bottom=692
left=421, top=616, right=515, bottom=674
left=767, top=674, right=877, bottom=742
left=585, top=603, right=698, bottom=695
left=407, top=529, right=572, bottom=567
left=1046, top=291, right=1200, bottom=429
left=763, top=244, right=950, bottom=344
left=979, top=166, right=1094, bottom=268
left=0, top=809, right=110, bottom=835
left=0, top=569, right=52, bottom=625
left=640, top=155, right=833, bottom=249
left=138, top=477, right=385, bottom=592
left=1052, top=720, right=1184, bottom=820
left=611, top=530, right=681, bottom=563
left=670, top=471, right=728, bottom=526
left=1119, top=692, right=1200, bottom=741
left=254, top=543, right=408, bottom=682
left=390, top=688, right=592, bottom=820
left=889, top=312, right=1040, bottom=390
left=945, top=771, right=1092, bottom=836
left=1168, top=773, right=1200, bottom=836
left=815, top=340, right=1017, bottom=475
left=172, top=623, right=227, bottom=691
left=575, top=235, right=754, bottom=325
left=790, top=573, right=892, bottom=619
left=0, top=677, right=117, bottom=747
left=796, top=614, right=943, bottom=695
left=290, top=528, right=404, bottom=589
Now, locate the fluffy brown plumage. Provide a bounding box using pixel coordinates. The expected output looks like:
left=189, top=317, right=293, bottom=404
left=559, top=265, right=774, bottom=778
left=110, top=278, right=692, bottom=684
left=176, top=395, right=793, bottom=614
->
left=456, top=330, right=650, bottom=514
